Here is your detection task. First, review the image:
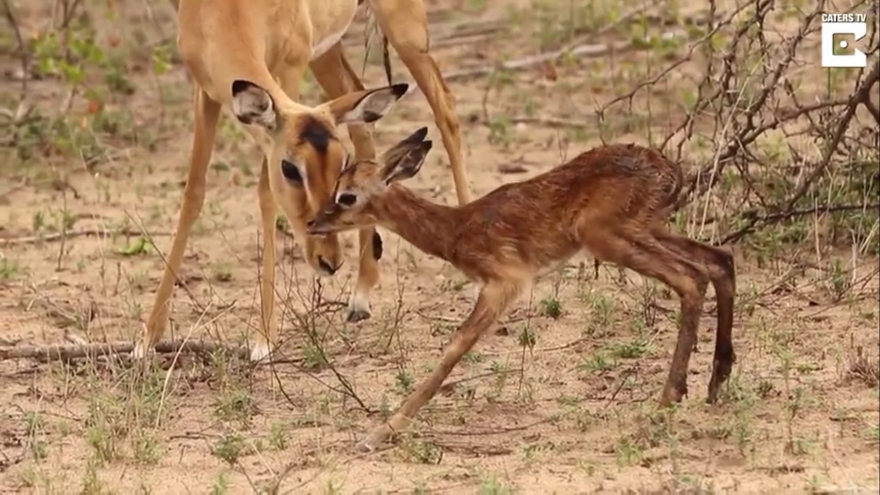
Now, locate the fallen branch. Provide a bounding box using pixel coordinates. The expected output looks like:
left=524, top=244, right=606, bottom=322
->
left=719, top=203, right=880, bottom=245
left=343, top=17, right=506, bottom=47
left=415, top=308, right=535, bottom=326
left=0, top=228, right=172, bottom=246
left=438, top=367, right=524, bottom=396
left=480, top=115, right=586, bottom=129
left=0, top=339, right=248, bottom=362
left=442, top=40, right=632, bottom=82
left=426, top=440, right=512, bottom=456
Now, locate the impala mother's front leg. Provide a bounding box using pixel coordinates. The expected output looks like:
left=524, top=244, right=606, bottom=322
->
left=310, top=43, right=384, bottom=323
left=346, top=228, right=382, bottom=322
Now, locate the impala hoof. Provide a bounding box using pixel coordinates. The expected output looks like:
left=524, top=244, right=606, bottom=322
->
left=249, top=342, right=271, bottom=363
left=132, top=342, right=149, bottom=359
left=660, top=382, right=687, bottom=407
left=346, top=309, right=371, bottom=323
left=346, top=292, right=372, bottom=323
left=356, top=438, right=378, bottom=453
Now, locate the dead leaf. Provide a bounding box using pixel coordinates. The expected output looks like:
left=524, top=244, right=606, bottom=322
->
left=86, top=99, right=102, bottom=115
left=540, top=60, right=558, bottom=82
left=498, top=163, right=528, bottom=174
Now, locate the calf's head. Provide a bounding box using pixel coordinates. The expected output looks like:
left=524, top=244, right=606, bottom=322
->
left=307, top=127, right=433, bottom=236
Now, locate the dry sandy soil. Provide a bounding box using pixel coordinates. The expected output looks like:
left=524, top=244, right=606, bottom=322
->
left=1, top=0, right=879, bottom=493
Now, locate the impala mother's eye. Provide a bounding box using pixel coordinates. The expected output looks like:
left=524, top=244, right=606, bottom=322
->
left=281, top=159, right=303, bottom=183
left=337, top=192, right=357, bottom=207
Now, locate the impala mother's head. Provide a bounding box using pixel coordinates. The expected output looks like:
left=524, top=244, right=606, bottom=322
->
left=230, top=79, right=409, bottom=276
left=307, top=127, right=433, bottom=236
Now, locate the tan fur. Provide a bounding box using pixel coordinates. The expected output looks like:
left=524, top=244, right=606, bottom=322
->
left=165, top=0, right=471, bottom=203
left=137, top=0, right=416, bottom=362
left=309, top=130, right=738, bottom=451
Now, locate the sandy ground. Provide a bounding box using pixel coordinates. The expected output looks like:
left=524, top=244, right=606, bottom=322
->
left=1, top=0, right=879, bottom=493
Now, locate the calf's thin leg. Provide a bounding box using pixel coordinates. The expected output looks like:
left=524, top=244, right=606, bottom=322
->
left=653, top=230, right=736, bottom=402
left=580, top=228, right=709, bottom=405
left=358, top=280, right=522, bottom=452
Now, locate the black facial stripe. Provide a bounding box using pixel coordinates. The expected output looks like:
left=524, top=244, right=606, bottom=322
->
left=281, top=159, right=303, bottom=182
left=299, top=116, right=334, bottom=153
left=371, top=231, right=383, bottom=261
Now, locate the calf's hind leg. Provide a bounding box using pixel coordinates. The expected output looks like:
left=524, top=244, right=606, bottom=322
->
left=579, top=228, right=710, bottom=406
left=653, top=230, right=736, bottom=403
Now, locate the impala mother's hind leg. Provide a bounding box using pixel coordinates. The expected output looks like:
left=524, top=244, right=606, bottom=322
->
left=579, top=226, right=709, bottom=406
left=369, top=0, right=471, bottom=205
left=310, top=44, right=381, bottom=323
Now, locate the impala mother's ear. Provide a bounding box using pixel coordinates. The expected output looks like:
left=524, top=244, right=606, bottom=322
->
left=231, top=80, right=280, bottom=131
left=323, top=83, right=410, bottom=124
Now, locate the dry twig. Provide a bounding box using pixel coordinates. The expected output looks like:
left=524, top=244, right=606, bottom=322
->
left=0, top=228, right=173, bottom=246
left=0, top=339, right=248, bottom=362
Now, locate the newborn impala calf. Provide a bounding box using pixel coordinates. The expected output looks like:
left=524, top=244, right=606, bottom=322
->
left=307, top=128, right=737, bottom=451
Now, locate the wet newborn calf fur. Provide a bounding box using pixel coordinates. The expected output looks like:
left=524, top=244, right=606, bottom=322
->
left=308, top=128, right=736, bottom=451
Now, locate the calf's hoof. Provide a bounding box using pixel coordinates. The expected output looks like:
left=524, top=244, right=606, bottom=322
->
left=356, top=423, right=394, bottom=453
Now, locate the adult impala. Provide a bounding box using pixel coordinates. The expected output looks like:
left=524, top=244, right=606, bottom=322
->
left=136, top=0, right=472, bottom=362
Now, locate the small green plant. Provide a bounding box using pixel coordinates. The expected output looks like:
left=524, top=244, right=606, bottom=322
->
left=0, top=258, right=21, bottom=280
left=865, top=424, right=880, bottom=443
left=608, top=339, right=649, bottom=359
left=463, top=351, right=485, bottom=363
left=131, top=431, right=161, bottom=465
left=395, top=370, right=414, bottom=395
left=478, top=476, right=512, bottom=495
left=86, top=422, right=120, bottom=465
left=268, top=422, right=289, bottom=450
left=212, top=434, right=246, bottom=465
left=400, top=438, right=441, bottom=464
left=518, top=325, right=537, bottom=349
left=212, top=472, right=230, bottom=495
left=23, top=412, right=47, bottom=461
left=615, top=436, right=643, bottom=466
left=214, top=387, right=255, bottom=426
left=212, top=263, right=233, bottom=282
left=539, top=296, right=562, bottom=319
left=302, top=341, right=328, bottom=370
left=579, top=353, right=615, bottom=374
left=117, top=236, right=150, bottom=256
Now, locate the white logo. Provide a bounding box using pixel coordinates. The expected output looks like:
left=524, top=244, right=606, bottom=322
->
left=821, top=13, right=868, bottom=68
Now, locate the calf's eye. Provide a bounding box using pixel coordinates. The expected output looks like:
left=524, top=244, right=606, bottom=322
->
left=337, top=192, right=357, bottom=206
